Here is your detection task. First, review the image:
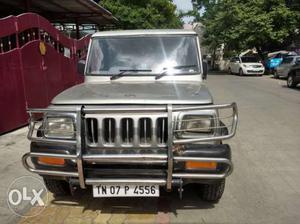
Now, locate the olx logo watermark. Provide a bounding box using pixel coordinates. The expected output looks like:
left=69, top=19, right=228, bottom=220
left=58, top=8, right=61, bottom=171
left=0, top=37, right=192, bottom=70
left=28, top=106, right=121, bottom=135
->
left=7, top=176, right=48, bottom=217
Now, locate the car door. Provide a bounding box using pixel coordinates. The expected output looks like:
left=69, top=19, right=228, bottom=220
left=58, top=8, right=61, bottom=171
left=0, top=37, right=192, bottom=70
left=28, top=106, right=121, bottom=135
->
left=278, top=57, right=293, bottom=77
left=295, top=58, right=300, bottom=78
left=229, top=58, right=235, bottom=71
left=232, top=57, right=240, bottom=73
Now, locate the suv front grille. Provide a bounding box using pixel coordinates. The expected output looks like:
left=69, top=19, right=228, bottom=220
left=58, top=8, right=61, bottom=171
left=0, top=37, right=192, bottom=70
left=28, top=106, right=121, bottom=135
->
left=85, top=116, right=168, bottom=148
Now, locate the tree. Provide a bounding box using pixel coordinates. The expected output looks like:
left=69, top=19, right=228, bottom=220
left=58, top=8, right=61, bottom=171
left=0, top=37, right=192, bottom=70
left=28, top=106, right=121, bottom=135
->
left=197, top=0, right=300, bottom=59
left=99, top=0, right=183, bottom=29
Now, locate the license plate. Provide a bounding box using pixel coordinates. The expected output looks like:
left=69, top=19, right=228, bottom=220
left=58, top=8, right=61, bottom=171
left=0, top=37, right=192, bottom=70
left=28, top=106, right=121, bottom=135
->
left=93, top=184, right=159, bottom=197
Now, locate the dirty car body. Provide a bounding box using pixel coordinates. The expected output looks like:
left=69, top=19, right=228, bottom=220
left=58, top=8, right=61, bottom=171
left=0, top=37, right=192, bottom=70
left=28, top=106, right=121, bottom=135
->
left=23, top=30, right=238, bottom=201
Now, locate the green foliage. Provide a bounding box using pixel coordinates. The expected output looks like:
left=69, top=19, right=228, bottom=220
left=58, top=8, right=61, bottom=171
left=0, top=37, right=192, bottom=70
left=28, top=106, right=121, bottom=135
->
left=100, top=0, right=183, bottom=29
left=197, top=0, right=300, bottom=57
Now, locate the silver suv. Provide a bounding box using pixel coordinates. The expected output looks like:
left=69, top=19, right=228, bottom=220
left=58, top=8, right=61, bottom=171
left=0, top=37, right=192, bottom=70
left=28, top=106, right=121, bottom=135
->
left=274, top=56, right=300, bottom=79
left=23, top=30, right=238, bottom=202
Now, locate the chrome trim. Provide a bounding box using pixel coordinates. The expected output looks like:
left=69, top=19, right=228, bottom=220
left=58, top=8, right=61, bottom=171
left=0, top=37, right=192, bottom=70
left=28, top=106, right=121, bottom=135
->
left=172, top=103, right=236, bottom=111
left=166, top=104, right=173, bottom=190
left=28, top=108, right=77, bottom=113
left=173, top=102, right=238, bottom=143
left=83, top=106, right=167, bottom=113
left=172, top=173, right=228, bottom=179
left=25, top=103, right=237, bottom=189
left=76, top=107, right=85, bottom=189
left=27, top=110, right=77, bottom=145
left=173, top=156, right=233, bottom=178
left=83, top=154, right=167, bottom=160
left=22, top=152, right=78, bottom=177
left=85, top=114, right=168, bottom=148
left=85, top=178, right=167, bottom=185
left=22, top=152, right=233, bottom=183
left=82, top=154, right=167, bottom=165
left=29, top=152, right=77, bottom=160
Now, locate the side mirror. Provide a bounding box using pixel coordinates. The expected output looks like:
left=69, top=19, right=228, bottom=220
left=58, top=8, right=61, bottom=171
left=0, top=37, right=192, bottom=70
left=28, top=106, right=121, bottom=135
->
left=202, top=60, right=208, bottom=80
left=77, top=59, right=86, bottom=75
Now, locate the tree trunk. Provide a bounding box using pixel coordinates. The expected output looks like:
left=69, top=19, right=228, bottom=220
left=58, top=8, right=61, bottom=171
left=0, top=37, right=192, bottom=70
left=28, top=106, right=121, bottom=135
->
left=212, top=47, right=216, bottom=70
left=256, top=46, right=265, bottom=61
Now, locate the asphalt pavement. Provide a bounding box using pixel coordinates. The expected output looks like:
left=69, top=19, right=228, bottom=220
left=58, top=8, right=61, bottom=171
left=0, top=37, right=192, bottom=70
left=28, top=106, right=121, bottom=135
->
left=0, top=72, right=299, bottom=224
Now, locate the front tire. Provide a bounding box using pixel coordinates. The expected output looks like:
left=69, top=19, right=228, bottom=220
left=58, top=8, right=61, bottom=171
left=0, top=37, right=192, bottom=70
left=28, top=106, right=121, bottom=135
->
left=274, top=71, right=279, bottom=79
left=43, top=178, right=71, bottom=196
left=239, top=68, right=244, bottom=76
left=287, top=74, right=297, bottom=88
left=200, top=179, right=225, bottom=202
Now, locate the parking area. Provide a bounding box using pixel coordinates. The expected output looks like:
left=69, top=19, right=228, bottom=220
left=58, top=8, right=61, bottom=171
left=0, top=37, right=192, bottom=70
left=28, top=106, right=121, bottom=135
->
left=0, top=72, right=299, bottom=224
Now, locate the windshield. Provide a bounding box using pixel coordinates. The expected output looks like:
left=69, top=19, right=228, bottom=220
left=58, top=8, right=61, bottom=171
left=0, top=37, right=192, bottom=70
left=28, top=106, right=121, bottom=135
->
left=86, top=35, right=200, bottom=76
left=241, top=57, right=259, bottom=63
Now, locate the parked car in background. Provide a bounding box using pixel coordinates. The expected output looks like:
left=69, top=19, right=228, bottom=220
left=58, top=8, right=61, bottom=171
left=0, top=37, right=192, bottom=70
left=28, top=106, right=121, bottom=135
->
left=265, top=51, right=289, bottom=73
left=287, top=60, right=300, bottom=88
left=274, top=56, right=300, bottom=79
left=228, top=56, right=265, bottom=76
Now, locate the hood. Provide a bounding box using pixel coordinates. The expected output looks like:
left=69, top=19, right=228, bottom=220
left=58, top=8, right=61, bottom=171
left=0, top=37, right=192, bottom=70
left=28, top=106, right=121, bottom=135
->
left=51, top=81, right=213, bottom=105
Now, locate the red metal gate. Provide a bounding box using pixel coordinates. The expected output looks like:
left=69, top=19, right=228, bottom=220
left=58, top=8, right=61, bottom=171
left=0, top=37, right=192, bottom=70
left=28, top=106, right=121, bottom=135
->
left=0, top=13, right=90, bottom=133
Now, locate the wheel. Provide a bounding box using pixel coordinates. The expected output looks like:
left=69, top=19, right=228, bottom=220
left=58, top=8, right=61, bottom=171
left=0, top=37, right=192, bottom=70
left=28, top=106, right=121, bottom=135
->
left=228, top=67, right=232, bottom=74
left=239, top=68, right=244, bottom=76
left=274, top=71, right=279, bottom=79
left=43, top=178, right=71, bottom=196
left=200, top=179, right=225, bottom=202
left=287, top=74, right=297, bottom=88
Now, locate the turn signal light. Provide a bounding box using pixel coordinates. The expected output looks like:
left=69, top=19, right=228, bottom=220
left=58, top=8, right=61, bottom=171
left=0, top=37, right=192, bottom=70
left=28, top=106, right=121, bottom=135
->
left=185, top=161, right=217, bottom=170
left=38, top=157, right=65, bottom=166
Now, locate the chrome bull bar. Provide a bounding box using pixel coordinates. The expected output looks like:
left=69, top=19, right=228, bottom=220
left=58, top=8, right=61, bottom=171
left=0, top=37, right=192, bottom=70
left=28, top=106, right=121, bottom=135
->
left=22, top=152, right=233, bottom=185
left=25, top=103, right=237, bottom=189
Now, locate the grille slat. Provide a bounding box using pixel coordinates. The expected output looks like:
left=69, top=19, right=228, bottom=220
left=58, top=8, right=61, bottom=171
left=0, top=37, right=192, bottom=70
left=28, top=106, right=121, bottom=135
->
left=86, top=118, right=98, bottom=144
left=139, top=118, right=152, bottom=145
left=157, top=118, right=168, bottom=144
left=151, top=117, right=157, bottom=146
left=103, top=118, right=116, bottom=144
left=121, top=118, right=134, bottom=145
left=86, top=115, right=167, bottom=147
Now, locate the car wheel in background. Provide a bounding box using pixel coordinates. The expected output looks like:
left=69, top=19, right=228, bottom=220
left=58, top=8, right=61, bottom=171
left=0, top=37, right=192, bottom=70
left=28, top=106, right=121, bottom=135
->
left=273, top=71, right=279, bottom=79
left=239, top=68, right=244, bottom=76
left=287, top=74, right=297, bottom=88
left=228, top=67, right=232, bottom=74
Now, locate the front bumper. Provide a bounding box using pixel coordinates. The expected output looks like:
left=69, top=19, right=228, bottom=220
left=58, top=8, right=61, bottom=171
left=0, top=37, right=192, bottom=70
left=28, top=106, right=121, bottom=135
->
left=23, top=143, right=232, bottom=188
left=243, top=67, right=265, bottom=75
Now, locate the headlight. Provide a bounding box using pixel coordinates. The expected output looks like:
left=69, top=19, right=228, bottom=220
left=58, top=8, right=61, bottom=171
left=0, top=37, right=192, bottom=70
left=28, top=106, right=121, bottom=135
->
left=44, top=117, right=75, bottom=139
left=180, top=115, right=214, bottom=135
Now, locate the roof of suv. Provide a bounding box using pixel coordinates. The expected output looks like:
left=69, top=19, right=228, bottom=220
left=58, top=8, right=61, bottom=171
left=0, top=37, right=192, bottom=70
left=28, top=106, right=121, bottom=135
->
left=92, top=29, right=197, bottom=37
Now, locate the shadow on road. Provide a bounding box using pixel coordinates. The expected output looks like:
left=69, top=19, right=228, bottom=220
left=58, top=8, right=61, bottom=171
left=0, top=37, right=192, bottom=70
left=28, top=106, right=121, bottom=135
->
left=49, top=185, right=215, bottom=215
left=207, top=71, right=229, bottom=75
left=281, top=85, right=300, bottom=91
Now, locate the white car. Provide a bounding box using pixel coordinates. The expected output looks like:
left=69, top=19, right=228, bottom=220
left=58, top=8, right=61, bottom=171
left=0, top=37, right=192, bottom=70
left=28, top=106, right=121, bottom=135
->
left=228, top=56, right=265, bottom=76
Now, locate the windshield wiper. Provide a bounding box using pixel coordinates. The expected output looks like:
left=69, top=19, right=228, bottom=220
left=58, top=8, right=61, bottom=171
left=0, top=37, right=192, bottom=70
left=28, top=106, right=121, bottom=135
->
left=155, top=64, right=198, bottom=80
left=110, top=69, right=152, bottom=80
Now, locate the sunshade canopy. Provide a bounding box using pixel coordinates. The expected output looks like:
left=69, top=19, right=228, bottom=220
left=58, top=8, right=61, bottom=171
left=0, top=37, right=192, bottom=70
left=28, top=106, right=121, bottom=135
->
left=0, top=0, right=117, bottom=25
